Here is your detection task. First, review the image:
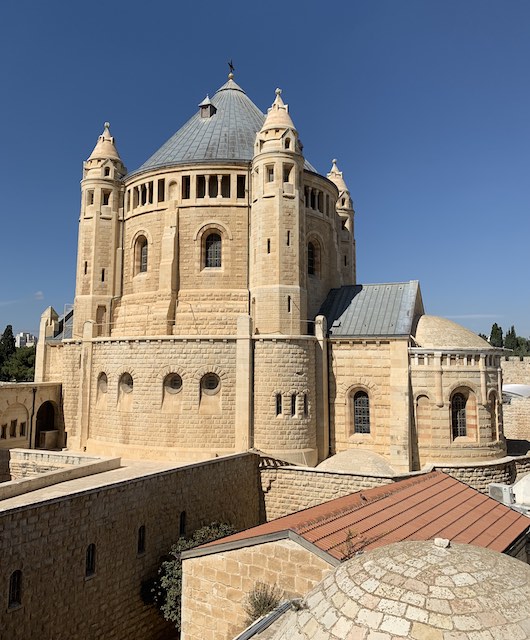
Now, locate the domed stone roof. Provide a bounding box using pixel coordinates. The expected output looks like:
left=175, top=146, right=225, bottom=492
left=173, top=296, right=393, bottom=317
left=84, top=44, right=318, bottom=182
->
left=317, top=449, right=396, bottom=475
left=414, top=315, right=493, bottom=350
left=130, top=76, right=315, bottom=176
left=266, top=540, right=530, bottom=639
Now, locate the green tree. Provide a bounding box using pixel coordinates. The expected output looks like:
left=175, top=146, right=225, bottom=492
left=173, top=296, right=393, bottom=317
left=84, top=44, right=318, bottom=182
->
left=489, top=323, right=504, bottom=348
left=504, top=326, right=518, bottom=351
left=1, top=346, right=36, bottom=381
left=0, top=325, right=16, bottom=380
left=142, top=522, right=236, bottom=631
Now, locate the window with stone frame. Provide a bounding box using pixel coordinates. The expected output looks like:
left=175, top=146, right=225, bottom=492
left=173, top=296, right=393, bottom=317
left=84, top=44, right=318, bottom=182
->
left=8, top=570, right=22, bottom=609
left=353, top=391, right=370, bottom=434
left=451, top=393, right=467, bottom=438
left=205, top=233, right=222, bottom=268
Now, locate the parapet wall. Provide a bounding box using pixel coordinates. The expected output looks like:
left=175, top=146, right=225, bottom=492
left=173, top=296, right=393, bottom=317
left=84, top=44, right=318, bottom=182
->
left=501, top=356, right=530, bottom=384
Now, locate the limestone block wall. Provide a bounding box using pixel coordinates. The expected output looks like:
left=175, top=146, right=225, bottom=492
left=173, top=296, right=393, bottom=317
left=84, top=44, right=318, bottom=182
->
left=329, top=340, right=394, bottom=460
left=0, top=453, right=261, bottom=640
left=501, top=356, right=530, bottom=384
left=181, top=539, right=332, bottom=640
left=503, top=396, right=530, bottom=442
left=253, top=338, right=318, bottom=466
left=81, top=338, right=238, bottom=459
left=261, top=466, right=396, bottom=520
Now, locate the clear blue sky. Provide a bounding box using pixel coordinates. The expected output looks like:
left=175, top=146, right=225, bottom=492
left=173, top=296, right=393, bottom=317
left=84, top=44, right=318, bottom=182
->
left=1, top=0, right=529, bottom=338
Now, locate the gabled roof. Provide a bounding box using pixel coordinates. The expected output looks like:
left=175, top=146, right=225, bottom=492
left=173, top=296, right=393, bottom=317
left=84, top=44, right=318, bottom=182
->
left=319, top=280, right=421, bottom=338
left=185, top=472, right=529, bottom=563
left=130, top=77, right=316, bottom=176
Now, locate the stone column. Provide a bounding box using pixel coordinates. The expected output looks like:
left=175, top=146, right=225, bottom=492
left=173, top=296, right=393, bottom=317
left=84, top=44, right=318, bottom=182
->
left=315, top=315, right=329, bottom=462
left=235, top=315, right=253, bottom=451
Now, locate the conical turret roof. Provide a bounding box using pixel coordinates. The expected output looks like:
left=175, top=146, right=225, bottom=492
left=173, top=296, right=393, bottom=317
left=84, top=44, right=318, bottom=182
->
left=130, top=76, right=315, bottom=176
left=88, top=122, right=121, bottom=161
left=260, top=88, right=296, bottom=132
left=327, top=159, right=349, bottom=193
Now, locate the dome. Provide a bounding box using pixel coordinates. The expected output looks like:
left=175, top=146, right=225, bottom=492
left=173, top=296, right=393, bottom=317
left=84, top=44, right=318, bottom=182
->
left=129, top=77, right=316, bottom=176
left=317, top=449, right=396, bottom=475
left=267, top=540, right=530, bottom=639
left=414, top=315, right=493, bottom=350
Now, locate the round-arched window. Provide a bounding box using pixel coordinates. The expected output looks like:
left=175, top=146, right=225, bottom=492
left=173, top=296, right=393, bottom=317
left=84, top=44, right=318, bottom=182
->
left=164, top=373, right=183, bottom=394
left=97, top=372, right=108, bottom=393
left=120, top=373, right=134, bottom=394
left=201, top=373, right=220, bottom=395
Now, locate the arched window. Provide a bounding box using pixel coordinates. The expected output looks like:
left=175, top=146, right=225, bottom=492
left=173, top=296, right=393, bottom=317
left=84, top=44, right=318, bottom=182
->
left=137, top=525, right=146, bottom=555
left=201, top=373, right=220, bottom=396
left=205, top=233, right=222, bottom=268
left=119, top=373, right=133, bottom=394
left=85, top=543, right=96, bottom=577
left=451, top=393, right=467, bottom=438
left=275, top=393, right=282, bottom=416
left=353, top=391, right=370, bottom=434
left=308, top=242, right=315, bottom=275
left=8, top=570, right=22, bottom=608
left=135, top=236, right=148, bottom=274
left=97, top=372, right=108, bottom=394
left=290, top=393, right=297, bottom=417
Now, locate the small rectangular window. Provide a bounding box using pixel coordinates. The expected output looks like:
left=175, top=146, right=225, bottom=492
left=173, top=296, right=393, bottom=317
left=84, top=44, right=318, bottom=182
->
left=10, top=421, right=17, bottom=438
left=197, top=175, right=206, bottom=198
left=8, top=571, right=22, bottom=609
left=87, top=190, right=95, bottom=206
left=237, top=175, right=246, bottom=198
left=179, top=511, right=187, bottom=537
left=287, top=296, right=291, bottom=313
left=102, top=190, right=111, bottom=206
left=283, top=164, right=293, bottom=183
left=148, top=181, right=154, bottom=204
left=267, top=239, right=271, bottom=254
left=19, top=422, right=26, bottom=437
left=133, top=187, right=139, bottom=208
left=101, top=269, right=105, bottom=283
left=287, top=230, right=290, bottom=246
left=84, top=261, right=88, bottom=275
left=291, top=393, right=296, bottom=417
left=1, top=425, right=6, bottom=439
left=221, top=175, right=230, bottom=198
left=182, top=176, right=191, bottom=200
left=158, top=179, right=165, bottom=202
left=137, top=525, right=146, bottom=555
left=267, top=166, right=274, bottom=183
left=85, top=544, right=96, bottom=577
left=276, top=394, right=282, bottom=416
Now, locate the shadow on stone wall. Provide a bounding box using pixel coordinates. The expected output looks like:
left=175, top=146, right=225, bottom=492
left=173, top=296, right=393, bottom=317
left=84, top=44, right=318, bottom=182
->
left=0, top=450, right=10, bottom=482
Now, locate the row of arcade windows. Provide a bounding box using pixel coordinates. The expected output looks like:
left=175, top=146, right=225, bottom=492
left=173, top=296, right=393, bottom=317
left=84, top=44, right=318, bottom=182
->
left=0, top=419, right=26, bottom=439
left=304, top=187, right=331, bottom=216
left=181, top=174, right=246, bottom=200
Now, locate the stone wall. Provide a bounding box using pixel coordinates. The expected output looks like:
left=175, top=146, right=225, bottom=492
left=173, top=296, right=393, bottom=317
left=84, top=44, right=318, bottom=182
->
left=0, top=453, right=261, bottom=640
left=181, top=539, right=332, bottom=640
left=503, top=395, right=530, bottom=443
left=501, top=357, right=530, bottom=384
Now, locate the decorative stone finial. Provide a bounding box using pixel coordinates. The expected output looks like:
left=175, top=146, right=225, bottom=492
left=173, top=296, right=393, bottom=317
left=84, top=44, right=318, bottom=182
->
left=276, top=88, right=282, bottom=96
left=228, top=73, right=234, bottom=80
left=104, top=121, right=110, bottom=130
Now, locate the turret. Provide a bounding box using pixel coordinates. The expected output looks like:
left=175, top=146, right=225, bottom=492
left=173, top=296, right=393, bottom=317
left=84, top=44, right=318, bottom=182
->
left=327, top=159, right=356, bottom=285
left=73, top=123, right=126, bottom=338
left=250, top=89, right=307, bottom=334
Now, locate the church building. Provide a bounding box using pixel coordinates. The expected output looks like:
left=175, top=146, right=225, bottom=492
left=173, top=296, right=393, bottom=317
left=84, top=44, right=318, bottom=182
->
left=35, top=73, right=506, bottom=472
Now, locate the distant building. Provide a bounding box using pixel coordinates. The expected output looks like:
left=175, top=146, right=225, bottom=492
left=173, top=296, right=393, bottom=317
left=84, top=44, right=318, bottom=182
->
left=14, top=332, right=36, bottom=348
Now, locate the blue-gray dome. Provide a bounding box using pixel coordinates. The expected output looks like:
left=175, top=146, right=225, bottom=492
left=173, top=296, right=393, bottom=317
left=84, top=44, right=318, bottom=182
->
left=129, top=77, right=316, bottom=176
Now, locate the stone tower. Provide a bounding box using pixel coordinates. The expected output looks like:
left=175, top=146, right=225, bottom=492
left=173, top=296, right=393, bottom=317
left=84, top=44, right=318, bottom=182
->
left=250, top=89, right=307, bottom=335
left=327, top=159, right=356, bottom=285
left=73, top=123, right=126, bottom=338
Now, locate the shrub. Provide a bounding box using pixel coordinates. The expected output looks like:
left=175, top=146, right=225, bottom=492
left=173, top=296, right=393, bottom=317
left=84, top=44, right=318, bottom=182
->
left=243, top=581, right=284, bottom=625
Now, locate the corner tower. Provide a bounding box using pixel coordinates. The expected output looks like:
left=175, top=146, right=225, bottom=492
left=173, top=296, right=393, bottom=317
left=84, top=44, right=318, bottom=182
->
left=73, top=123, right=126, bottom=338
left=250, top=89, right=307, bottom=335
left=327, top=160, right=356, bottom=285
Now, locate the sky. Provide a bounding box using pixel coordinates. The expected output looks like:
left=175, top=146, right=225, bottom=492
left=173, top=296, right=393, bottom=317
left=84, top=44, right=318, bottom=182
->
left=0, top=0, right=529, bottom=338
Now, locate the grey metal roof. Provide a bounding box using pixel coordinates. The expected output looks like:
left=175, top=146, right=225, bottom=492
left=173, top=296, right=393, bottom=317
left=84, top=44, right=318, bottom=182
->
left=129, top=78, right=316, bottom=176
left=319, top=281, right=420, bottom=337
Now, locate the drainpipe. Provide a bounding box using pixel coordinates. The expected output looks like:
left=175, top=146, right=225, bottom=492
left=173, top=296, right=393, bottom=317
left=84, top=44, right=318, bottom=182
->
left=29, top=386, right=37, bottom=449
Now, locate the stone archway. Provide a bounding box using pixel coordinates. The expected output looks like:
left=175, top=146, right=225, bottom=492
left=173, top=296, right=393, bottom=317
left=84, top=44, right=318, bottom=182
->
left=35, top=401, right=57, bottom=449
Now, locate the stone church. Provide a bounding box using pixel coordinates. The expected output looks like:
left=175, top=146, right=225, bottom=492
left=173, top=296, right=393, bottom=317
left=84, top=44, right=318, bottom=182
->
left=35, top=73, right=506, bottom=472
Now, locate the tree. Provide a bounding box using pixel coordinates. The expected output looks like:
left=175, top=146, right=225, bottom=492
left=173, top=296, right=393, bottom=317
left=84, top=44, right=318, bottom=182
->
left=142, top=521, right=236, bottom=631
left=0, top=325, right=16, bottom=381
left=504, top=326, right=518, bottom=351
left=489, top=323, right=503, bottom=348
left=1, top=346, right=36, bottom=381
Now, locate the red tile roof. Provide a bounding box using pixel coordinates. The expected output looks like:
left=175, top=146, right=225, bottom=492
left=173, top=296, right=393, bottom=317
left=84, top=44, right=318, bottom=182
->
left=198, top=472, right=529, bottom=561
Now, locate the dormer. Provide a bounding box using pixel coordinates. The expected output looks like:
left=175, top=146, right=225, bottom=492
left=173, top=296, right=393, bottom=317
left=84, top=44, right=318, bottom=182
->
left=198, top=95, right=217, bottom=119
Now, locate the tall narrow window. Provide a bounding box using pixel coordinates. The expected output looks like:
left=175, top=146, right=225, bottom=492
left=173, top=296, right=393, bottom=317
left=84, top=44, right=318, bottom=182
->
left=275, top=393, right=282, bottom=416
left=287, top=231, right=290, bottom=246
left=182, top=176, right=191, bottom=199
left=197, top=175, right=206, bottom=198
left=8, top=570, right=22, bottom=608
left=209, top=175, right=218, bottom=198
left=101, top=269, right=105, bottom=282
left=85, top=543, right=96, bottom=577
left=102, top=190, right=111, bottom=206
left=266, top=165, right=274, bottom=183
left=303, top=394, right=308, bottom=417
left=353, top=391, right=370, bottom=434
left=221, top=175, right=230, bottom=198
left=290, top=393, right=297, bottom=417
left=205, top=233, right=222, bottom=268
left=452, top=393, right=467, bottom=438
left=179, top=511, right=187, bottom=537
left=137, top=526, right=146, bottom=555
left=158, top=179, right=165, bottom=202
left=135, top=236, right=148, bottom=274
left=267, top=239, right=271, bottom=254
left=287, top=296, right=292, bottom=313
left=237, top=175, right=246, bottom=198
left=308, top=242, right=315, bottom=275
left=104, top=166, right=111, bottom=177
left=10, top=420, right=17, bottom=438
